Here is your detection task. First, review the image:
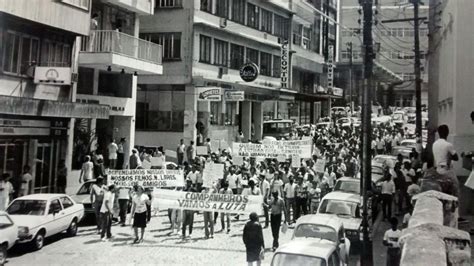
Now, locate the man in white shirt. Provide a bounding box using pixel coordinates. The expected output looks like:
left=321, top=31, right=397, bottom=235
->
left=283, top=178, right=297, bottom=224
left=19, top=165, right=33, bottom=197
left=100, top=185, right=116, bottom=241
left=118, top=187, right=130, bottom=226
left=259, top=174, right=270, bottom=228
left=380, top=175, right=395, bottom=221
left=433, top=125, right=459, bottom=172
left=177, top=139, right=186, bottom=166
left=107, top=139, right=119, bottom=169
left=383, top=217, right=402, bottom=266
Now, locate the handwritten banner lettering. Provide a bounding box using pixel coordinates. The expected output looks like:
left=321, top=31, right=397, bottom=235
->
left=107, top=169, right=184, bottom=188
left=232, top=140, right=312, bottom=159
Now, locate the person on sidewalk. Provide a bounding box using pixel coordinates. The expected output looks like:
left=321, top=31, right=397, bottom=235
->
left=130, top=185, right=150, bottom=244
left=79, top=156, right=93, bottom=184
left=380, top=173, right=395, bottom=221
left=117, top=186, right=130, bottom=226
left=91, top=178, right=105, bottom=233
left=117, top=138, right=126, bottom=170
left=383, top=217, right=402, bottom=266
left=107, top=139, right=119, bottom=169
left=243, top=212, right=265, bottom=266
left=270, top=191, right=287, bottom=251
left=432, top=124, right=460, bottom=197
left=100, top=185, right=116, bottom=241
left=283, top=178, right=297, bottom=224
left=56, top=160, right=67, bottom=194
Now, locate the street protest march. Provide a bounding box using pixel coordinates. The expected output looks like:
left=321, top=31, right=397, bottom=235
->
left=202, top=162, right=225, bottom=188
left=154, top=189, right=263, bottom=214
left=232, top=139, right=312, bottom=158
left=107, top=169, right=185, bottom=188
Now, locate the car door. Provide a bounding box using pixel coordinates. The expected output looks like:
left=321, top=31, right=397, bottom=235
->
left=59, top=196, right=75, bottom=231
left=47, top=199, right=64, bottom=235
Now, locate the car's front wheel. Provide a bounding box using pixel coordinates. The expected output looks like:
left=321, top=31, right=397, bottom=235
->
left=0, top=244, right=7, bottom=265
left=32, top=231, right=45, bottom=251
left=67, top=219, right=78, bottom=237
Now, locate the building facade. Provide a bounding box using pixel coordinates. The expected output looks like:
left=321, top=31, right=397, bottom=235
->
left=136, top=0, right=341, bottom=153
left=0, top=0, right=111, bottom=194
left=428, top=0, right=474, bottom=176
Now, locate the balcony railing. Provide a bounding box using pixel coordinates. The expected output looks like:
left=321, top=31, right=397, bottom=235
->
left=81, top=30, right=162, bottom=65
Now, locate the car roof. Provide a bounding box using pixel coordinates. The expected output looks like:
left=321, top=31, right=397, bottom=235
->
left=263, top=119, right=293, bottom=123
left=321, top=191, right=360, bottom=204
left=14, top=194, right=68, bottom=201
left=295, top=214, right=344, bottom=231
left=336, top=177, right=360, bottom=183
left=276, top=239, right=336, bottom=258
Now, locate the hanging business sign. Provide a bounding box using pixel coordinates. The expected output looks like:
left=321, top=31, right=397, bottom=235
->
left=34, top=67, right=72, bottom=85
left=224, top=90, right=245, bottom=101
left=239, top=63, right=259, bottom=82
left=281, top=39, right=289, bottom=89
left=197, top=87, right=222, bottom=101
left=327, top=45, right=335, bottom=92
left=332, top=87, right=343, bottom=97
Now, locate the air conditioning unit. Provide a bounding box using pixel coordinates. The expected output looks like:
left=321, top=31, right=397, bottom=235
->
left=219, top=18, right=227, bottom=28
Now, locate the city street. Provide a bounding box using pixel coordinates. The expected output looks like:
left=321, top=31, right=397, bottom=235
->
left=7, top=211, right=367, bottom=266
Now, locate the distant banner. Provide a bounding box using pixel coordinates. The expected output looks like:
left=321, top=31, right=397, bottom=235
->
left=107, top=169, right=184, bottom=188
left=314, top=159, right=326, bottom=173
left=154, top=189, right=263, bottom=214
left=232, top=140, right=312, bottom=158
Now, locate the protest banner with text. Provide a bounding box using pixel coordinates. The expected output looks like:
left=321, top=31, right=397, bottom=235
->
left=154, top=189, right=263, bottom=214
left=232, top=140, right=312, bottom=158
left=107, top=169, right=184, bottom=188
left=202, top=163, right=225, bottom=188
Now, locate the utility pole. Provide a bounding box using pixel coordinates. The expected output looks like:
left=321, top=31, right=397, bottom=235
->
left=360, top=0, right=374, bottom=265
left=347, top=42, right=354, bottom=114
left=412, top=0, right=423, bottom=152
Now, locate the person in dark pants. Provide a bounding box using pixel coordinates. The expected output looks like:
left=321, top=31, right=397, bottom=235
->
left=91, top=178, right=105, bottom=233
left=270, top=192, right=287, bottom=251
left=380, top=174, right=395, bottom=221
left=100, top=185, right=115, bottom=241
left=117, top=138, right=126, bottom=170
left=243, top=212, right=265, bottom=266
left=117, top=186, right=130, bottom=226
left=182, top=179, right=196, bottom=239
left=295, top=178, right=308, bottom=220
left=56, top=160, right=67, bottom=193
left=383, top=217, right=402, bottom=266
left=145, top=188, right=153, bottom=223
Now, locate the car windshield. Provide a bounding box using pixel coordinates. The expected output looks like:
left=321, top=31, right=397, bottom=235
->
left=7, top=200, right=47, bottom=216
left=393, top=113, right=403, bottom=120
left=294, top=224, right=337, bottom=242
left=334, top=180, right=360, bottom=194
left=401, top=141, right=415, bottom=147
left=0, top=214, right=13, bottom=229
left=319, top=199, right=360, bottom=218
left=263, top=122, right=292, bottom=134
left=272, top=253, right=326, bottom=266
left=78, top=182, right=93, bottom=195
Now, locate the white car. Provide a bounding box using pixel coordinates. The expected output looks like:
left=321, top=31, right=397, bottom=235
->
left=7, top=194, right=84, bottom=250
left=271, top=239, right=348, bottom=266
left=0, top=211, right=17, bottom=265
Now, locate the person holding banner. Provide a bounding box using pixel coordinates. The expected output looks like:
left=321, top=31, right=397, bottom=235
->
left=182, top=179, right=196, bottom=239
left=130, top=185, right=150, bottom=244
left=243, top=212, right=265, bottom=266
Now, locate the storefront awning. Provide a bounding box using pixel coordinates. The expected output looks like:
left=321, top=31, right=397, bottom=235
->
left=0, top=95, right=110, bottom=119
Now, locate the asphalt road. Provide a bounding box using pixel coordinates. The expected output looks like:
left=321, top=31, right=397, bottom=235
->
left=6, top=211, right=365, bottom=266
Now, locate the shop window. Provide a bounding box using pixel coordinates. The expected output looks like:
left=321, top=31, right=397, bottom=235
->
left=225, top=102, right=237, bottom=126
left=231, top=0, right=245, bottom=24
left=247, top=3, right=260, bottom=29
left=261, top=8, right=273, bottom=33
left=272, top=55, right=281, bottom=78
left=246, top=47, right=259, bottom=65
left=260, top=52, right=272, bottom=76
left=214, top=39, right=228, bottom=67
left=215, top=0, right=229, bottom=18
left=200, top=0, right=212, bottom=13
left=199, top=35, right=212, bottom=63
left=230, top=43, right=244, bottom=69
left=2, top=31, right=40, bottom=75
left=141, top=32, right=181, bottom=61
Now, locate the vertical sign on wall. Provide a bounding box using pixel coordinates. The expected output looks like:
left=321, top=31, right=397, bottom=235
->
left=327, top=45, right=334, bottom=94
left=281, top=40, right=289, bottom=89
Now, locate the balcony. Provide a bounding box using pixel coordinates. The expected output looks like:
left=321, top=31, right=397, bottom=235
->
left=104, top=0, right=154, bottom=15
left=79, top=30, right=163, bottom=75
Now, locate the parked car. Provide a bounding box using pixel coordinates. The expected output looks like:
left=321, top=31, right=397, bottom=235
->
left=317, top=191, right=372, bottom=246
left=392, top=111, right=406, bottom=126
left=392, top=139, right=417, bottom=158
left=262, top=119, right=294, bottom=140
left=332, top=107, right=348, bottom=118
left=292, top=214, right=351, bottom=256
left=7, top=194, right=84, bottom=250
left=337, top=117, right=352, bottom=128
left=316, top=122, right=333, bottom=131
left=271, top=239, right=348, bottom=266
left=0, top=211, right=18, bottom=265
left=70, top=180, right=96, bottom=217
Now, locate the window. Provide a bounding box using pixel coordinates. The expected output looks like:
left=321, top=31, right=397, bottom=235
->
left=214, top=39, right=228, bottom=66
left=60, top=197, right=74, bottom=209
left=260, top=52, right=271, bottom=76
left=199, top=35, right=212, bottom=63
left=141, top=33, right=181, bottom=61
left=156, top=0, right=182, bottom=8
left=261, top=9, right=273, bottom=33
left=225, top=102, right=237, bottom=126
left=2, top=31, right=40, bottom=75
left=200, top=0, right=212, bottom=13
left=272, top=55, right=281, bottom=78
left=48, top=199, right=62, bottom=214
left=231, top=0, right=245, bottom=24
left=42, top=39, right=72, bottom=67
left=60, top=0, right=90, bottom=10
left=216, top=0, right=229, bottom=18
left=230, top=44, right=244, bottom=69
left=302, top=26, right=311, bottom=50
left=293, top=23, right=302, bottom=46
left=274, top=15, right=290, bottom=40
left=247, top=3, right=259, bottom=29
left=246, top=47, right=258, bottom=65
left=210, top=102, right=220, bottom=125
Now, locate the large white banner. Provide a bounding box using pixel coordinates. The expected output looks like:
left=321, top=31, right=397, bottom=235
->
left=107, top=169, right=184, bottom=188
left=154, top=189, right=263, bottom=214
left=232, top=140, right=312, bottom=158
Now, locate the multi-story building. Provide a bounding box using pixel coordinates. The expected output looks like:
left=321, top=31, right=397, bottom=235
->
left=428, top=0, right=474, bottom=177
left=75, top=0, right=162, bottom=174
left=136, top=0, right=340, bottom=152
left=337, top=0, right=427, bottom=108
left=0, top=0, right=111, bottom=194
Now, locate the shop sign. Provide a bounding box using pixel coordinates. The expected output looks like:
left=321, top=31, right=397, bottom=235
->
left=50, top=119, right=68, bottom=137
left=224, top=90, right=244, bottom=101
left=332, top=87, right=344, bottom=97
left=197, top=87, right=222, bottom=101
left=0, top=119, right=50, bottom=136
left=281, top=40, right=289, bottom=89
left=327, top=45, right=335, bottom=91
left=239, top=63, right=259, bottom=82
left=34, top=67, right=72, bottom=85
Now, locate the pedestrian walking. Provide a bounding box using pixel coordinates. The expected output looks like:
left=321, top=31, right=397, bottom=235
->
left=0, top=174, right=14, bottom=211
left=259, top=173, right=270, bottom=228
left=91, top=178, right=105, bottom=233
left=130, top=185, right=150, bottom=244
left=186, top=141, right=195, bottom=164
left=107, top=139, right=118, bottom=169
left=182, top=180, right=196, bottom=239
left=270, top=191, right=287, bottom=251
left=117, top=186, right=130, bottom=226
left=177, top=139, right=186, bottom=166
left=202, top=186, right=215, bottom=239
left=56, top=160, right=67, bottom=193
left=219, top=181, right=233, bottom=233
left=100, top=185, right=116, bottom=241
left=380, top=173, right=395, bottom=221
left=79, top=156, right=94, bottom=184
left=383, top=217, right=402, bottom=266
left=117, top=137, right=126, bottom=170
left=283, top=178, right=296, bottom=224
left=19, top=165, right=33, bottom=196
left=129, top=148, right=142, bottom=169
left=243, top=212, right=265, bottom=266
